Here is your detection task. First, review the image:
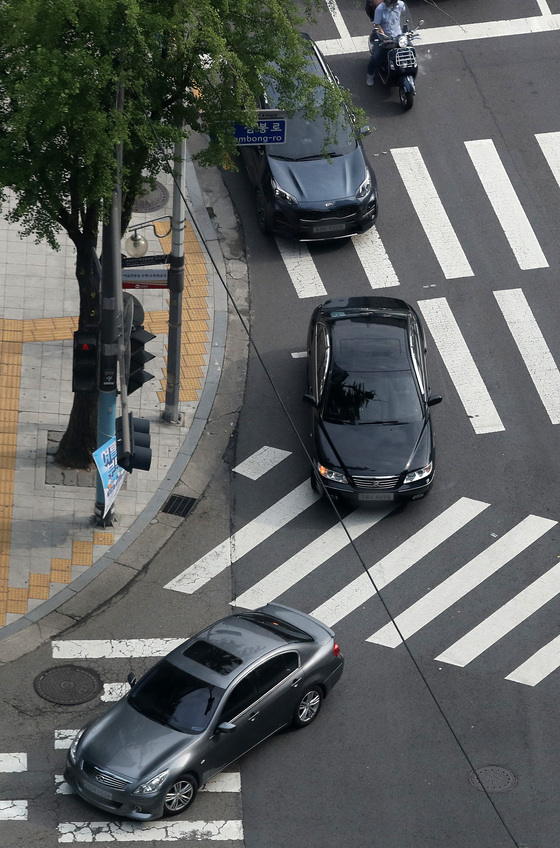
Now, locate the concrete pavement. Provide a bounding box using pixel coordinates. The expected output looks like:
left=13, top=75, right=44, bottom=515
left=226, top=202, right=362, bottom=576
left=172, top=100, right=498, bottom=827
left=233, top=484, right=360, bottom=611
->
left=0, top=143, right=248, bottom=660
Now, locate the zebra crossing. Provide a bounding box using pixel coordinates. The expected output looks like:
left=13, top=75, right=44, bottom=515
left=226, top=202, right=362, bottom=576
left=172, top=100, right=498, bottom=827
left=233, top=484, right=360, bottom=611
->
left=276, top=132, right=560, bottom=296
left=166, top=449, right=560, bottom=690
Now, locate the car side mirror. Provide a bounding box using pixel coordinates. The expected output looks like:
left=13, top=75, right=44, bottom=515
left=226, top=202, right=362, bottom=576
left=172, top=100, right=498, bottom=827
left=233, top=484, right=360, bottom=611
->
left=216, top=722, right=236, bottom=734
left=428, top=395, right=442, bottom=407
left=359, top=125, right=372, bottom=138
left=127, top=672, right=137, bottom=688
left=303, top=393, right=317, bottom=407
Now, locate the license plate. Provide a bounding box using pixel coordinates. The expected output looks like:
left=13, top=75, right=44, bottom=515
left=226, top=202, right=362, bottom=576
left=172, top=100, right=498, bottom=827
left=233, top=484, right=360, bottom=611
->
left=81, top=779, right=113, bottom=800
left=358, top=492, right=395, bottom=501
left=312, top=222, right=347, bottom=233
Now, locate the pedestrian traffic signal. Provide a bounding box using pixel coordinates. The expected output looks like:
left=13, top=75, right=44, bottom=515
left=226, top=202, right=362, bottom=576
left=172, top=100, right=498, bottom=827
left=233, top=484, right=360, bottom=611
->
left=122, top=293, right=156, bottom=395
left=115, top=412, right=152, bottom=472
left=72, top=330, right=99, bottom=393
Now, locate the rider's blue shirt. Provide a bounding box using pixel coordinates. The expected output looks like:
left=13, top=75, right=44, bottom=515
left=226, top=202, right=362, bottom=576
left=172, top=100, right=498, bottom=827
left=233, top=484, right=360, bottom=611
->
left=373, top=1, right=407, bottom=38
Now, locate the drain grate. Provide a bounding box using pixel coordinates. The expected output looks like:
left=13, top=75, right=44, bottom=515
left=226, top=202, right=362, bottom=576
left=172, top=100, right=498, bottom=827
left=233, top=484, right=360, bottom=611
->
left=34, top=665, right=102, bottom=705
left=469, top=766, right=518, bottom=793
left=162, top=495, right=197, bottom=518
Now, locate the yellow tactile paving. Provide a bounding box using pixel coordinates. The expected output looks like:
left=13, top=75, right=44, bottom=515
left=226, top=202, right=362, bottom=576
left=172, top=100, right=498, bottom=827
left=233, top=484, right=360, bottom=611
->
left=71, top=540, right=94, bottom=567
left=93, top=531, right=114, bottom=546
left=28, top=573, right=51, bottom=601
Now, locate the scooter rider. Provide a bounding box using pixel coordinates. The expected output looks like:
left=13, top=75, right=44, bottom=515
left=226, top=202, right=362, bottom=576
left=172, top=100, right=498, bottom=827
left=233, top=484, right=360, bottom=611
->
left=367, top=0, right=407, bottom=86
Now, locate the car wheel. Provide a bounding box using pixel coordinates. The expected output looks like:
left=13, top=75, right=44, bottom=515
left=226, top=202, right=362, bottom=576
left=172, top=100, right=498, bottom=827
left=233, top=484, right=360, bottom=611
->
left=293, top=687, right=323, bottom=728
left=255, top=189, right=272, bottom=234
left=163, top=774, right=198, bottom=816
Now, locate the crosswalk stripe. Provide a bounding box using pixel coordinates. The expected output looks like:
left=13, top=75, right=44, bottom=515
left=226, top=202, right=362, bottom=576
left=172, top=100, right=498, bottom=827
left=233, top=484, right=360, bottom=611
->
left=328, top=0, right=351, bottom=39
left=506, top=634, right=560, bottom=686
left=311, top=498, right=489, bottom=627
left=0, top=800, right=27, bottom=821
left=165, top=482, right=319, bottom=595
left=0, top=753, right=27, bottom=772
left=233, top=446, right=291, bottom=480
left=55, top=731, right=79, bottom=750
left=352, top=228, right=400, bottom=288
left=391, top=147, right=474, bottom=279
left=232, top=507, right=392, bottom=610
left=418, top=298, right=505, bottom=434
left=101, top=683, right=128, bottom=702
left=57, top=819, right=244, bottom=842
left=494, top=288, right=560, bottom=424
left=465, top=138, right=548, bottom=270
left=367, top=514, right=556, bottom=648
left=52, top=639, right=184, bottom=659
left=275, top=238, right=327, bottom=298
left=436, top=560, right=560, bottom=668
left=536, top=131, right=560, bottom=189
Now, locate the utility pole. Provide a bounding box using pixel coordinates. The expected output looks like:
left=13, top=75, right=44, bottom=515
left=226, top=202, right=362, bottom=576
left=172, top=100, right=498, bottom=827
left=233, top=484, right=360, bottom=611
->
left=162, top=137, right=186, bottom=423
left=94, top=85, right=125, bottom=527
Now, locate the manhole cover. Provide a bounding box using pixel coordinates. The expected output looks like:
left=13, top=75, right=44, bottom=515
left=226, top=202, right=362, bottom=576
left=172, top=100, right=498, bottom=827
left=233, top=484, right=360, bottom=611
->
left=34, top=665, right=102, bottom=705
left=162, top=495, right=197, bottom=517
left=469, top=766, right=518, bottom=793
left=132, top=180, right=169, bottom=213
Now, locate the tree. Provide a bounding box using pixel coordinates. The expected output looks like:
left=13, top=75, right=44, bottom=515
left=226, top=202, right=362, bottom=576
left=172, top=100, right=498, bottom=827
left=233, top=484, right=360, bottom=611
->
left=0, top=0, right=360, bottom=467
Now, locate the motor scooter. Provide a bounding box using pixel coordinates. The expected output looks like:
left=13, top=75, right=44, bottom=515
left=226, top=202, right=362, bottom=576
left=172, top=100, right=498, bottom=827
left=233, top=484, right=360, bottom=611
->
left=368, top=20, right=423, bottom=110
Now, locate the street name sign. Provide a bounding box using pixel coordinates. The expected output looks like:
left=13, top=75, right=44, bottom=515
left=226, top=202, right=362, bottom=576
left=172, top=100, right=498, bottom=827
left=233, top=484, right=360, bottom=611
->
left=235, top=110, right=287, bottom=145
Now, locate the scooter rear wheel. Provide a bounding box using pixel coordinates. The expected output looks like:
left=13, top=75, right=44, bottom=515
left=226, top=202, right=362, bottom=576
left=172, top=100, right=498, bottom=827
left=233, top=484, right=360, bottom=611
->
left=399, top=85, right=414, bottom=111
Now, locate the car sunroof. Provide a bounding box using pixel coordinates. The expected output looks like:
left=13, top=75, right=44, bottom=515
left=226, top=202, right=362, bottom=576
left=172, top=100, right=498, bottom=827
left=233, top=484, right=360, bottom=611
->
left=183, top=640, right=243, bottom=675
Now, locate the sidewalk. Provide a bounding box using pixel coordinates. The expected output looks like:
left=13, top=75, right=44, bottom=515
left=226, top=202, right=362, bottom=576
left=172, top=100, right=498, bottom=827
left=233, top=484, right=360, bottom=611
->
left=0, top=146, right=240, bottom=647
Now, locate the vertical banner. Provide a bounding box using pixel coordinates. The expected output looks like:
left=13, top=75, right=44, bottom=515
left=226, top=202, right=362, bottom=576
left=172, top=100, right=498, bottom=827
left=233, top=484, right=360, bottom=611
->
left=93, top=438, right=126, bottom=517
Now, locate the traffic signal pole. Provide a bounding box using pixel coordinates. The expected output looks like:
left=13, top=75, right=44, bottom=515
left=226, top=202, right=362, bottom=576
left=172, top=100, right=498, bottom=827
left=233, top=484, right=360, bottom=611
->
left=162, top=137, right=186, bottom=423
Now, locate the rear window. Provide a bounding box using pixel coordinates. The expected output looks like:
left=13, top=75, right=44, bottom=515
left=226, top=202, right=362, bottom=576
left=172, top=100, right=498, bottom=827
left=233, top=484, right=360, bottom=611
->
left=235, top=613, right=313, bottom=643
left=183, top=640, right=243, bottom=676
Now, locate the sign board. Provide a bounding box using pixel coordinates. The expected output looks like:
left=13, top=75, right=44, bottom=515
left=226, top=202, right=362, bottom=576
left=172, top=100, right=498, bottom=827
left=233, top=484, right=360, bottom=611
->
left=93, top=438, right=126, bottom=517
left=122, top=254, right=170, bottom=268
left=122, top=267, right=168, bottom=290
left=235, top=110, right=287, bottom=145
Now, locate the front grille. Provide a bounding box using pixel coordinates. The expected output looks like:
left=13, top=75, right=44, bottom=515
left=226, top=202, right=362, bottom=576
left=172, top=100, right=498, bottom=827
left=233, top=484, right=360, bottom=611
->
left=352, top=475, right=400, bottom=490
left=394, top=48, right=417, bottom=69
left=300, top=205, right=359, bottom=223
left=83, top=761, right=130, bottom=790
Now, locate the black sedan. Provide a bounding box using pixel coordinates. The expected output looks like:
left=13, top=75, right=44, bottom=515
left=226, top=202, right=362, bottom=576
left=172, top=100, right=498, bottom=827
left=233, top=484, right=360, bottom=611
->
left=240, top=36, right=378, bottom=241
left=304, top=296, right=442, bottom=504
left=65, top=603, right=343, bottom=821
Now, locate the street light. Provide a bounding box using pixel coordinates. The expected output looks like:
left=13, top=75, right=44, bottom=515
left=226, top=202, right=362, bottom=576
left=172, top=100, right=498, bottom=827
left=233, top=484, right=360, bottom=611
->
left=123, top=217, right=172, bottom=258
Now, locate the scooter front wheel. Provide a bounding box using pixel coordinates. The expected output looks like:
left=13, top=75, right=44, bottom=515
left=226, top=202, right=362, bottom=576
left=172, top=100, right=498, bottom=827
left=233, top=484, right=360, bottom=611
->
left=399, top=85, right=414, bottom=111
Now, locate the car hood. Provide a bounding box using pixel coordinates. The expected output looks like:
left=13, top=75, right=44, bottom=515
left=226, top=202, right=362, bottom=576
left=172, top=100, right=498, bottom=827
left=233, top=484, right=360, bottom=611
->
left=317, top=417, right=430, bottom=476
left=79, top=699, right=195, bottom=780
left=268, top=145, right=367, bottom=203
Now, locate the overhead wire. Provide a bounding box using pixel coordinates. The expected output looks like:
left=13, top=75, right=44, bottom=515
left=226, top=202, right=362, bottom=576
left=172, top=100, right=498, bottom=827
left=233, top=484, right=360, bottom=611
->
left=134, top=90, right=521, bottom=848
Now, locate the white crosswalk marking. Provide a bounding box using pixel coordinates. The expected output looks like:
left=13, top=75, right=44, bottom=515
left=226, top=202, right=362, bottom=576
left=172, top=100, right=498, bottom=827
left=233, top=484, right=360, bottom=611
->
left=0, top=753, right=27, bottom=772
left=352, top=228, right=400, bottom=288
left=165, top=482, right=319, bottom=594
left=311, top=498, right=489, bottom=627
left=494, top=288, right=560, bottom=424
left=0, top=800, right=27, bottom=821
left=465, top=138, right=548, bottom=270
left=536, top=131, right=560, bottom=189
left=391, top=147, right=473, bottom=279
left=232, top=507, right=392, bottom=610
left=57, top=819, right=244, bottom=842
left=233, top=446, right=291, bottom=480
left=367, top=514, right=556, bottom=648
left=101, top=683, right=128, bottom=702
left=52, top=639, right=184, bottom=659
left=55, top=730, right=80, bottom=750
left=275, top=238, right=327, bottom=298
left=418, top=298, right=505, bottom=434
left=437, top=560, right=560, bottom=668
left=506, top=634, right=560, bottom=686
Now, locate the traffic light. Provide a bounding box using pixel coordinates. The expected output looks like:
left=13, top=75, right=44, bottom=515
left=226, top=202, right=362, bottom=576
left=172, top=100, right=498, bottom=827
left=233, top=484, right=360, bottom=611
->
left=115, top=412, right=152, bottom=472
left=123, top=293, right=156, bottom=395
left=72, top=330, right=99, bottom=393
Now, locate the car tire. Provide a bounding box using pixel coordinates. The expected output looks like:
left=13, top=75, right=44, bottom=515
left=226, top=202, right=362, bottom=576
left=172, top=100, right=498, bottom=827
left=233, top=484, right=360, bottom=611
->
left=292, top=687, right=323, bottom=728
left=255, top=189, right=272, bottom=234
left=163, top=774, right=198, bottom=816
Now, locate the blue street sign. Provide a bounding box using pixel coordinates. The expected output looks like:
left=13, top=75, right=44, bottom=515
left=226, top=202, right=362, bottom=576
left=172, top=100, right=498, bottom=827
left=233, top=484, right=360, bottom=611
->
left=235, top=118, right=286, bottom=145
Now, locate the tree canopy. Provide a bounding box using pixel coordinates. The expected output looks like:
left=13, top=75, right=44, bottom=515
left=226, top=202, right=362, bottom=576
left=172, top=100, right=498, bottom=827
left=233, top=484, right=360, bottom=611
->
left=0, top=0, right=359, bottom=466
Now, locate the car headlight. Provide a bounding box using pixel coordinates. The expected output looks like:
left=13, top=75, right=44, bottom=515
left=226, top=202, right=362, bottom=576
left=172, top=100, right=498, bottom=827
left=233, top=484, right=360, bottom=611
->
left=68, top=729, right=85, bottom=766
left=133, top=769, right=169, bottom=795
left=404, top=462, right=432, bottom=484
left=318, top=463, right=348, bottom=484
left=356, top=171, right=372, bottom=199
left=271, top=178, right=298, bottom=206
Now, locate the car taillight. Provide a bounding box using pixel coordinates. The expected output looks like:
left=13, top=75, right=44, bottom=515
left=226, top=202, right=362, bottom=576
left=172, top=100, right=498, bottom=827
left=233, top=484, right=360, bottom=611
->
left=332, top=642, right=341, bottom=657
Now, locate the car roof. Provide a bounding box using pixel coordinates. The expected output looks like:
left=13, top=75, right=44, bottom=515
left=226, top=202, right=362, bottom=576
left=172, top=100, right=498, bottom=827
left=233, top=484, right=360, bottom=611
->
left=165, top=612, right=308, bottom=688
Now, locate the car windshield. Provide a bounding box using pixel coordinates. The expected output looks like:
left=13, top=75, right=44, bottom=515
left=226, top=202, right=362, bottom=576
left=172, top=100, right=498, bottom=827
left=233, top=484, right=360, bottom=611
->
left=128, top=660, right=224, bottom=735
left=323, top=368, right=422, bottom=423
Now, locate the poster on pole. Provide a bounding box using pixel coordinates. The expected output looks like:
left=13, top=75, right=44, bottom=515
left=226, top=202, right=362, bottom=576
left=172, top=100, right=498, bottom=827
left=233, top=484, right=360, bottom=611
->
left=93, top=438, right=127, bottom=517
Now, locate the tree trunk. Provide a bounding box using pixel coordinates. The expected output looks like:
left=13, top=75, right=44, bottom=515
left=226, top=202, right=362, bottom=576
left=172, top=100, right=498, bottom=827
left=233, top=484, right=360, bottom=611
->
left=55, top=222, right=101, bottom=469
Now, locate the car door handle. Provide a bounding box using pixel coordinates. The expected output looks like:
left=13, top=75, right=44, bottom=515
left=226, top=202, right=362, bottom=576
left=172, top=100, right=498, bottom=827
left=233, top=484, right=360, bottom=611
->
left=248, top=711, right=260, bottom=721
left=291, top=678, right=302, bottom=688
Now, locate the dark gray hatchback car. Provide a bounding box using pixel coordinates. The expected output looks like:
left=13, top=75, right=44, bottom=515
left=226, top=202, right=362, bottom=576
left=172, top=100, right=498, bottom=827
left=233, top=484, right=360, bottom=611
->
left=65, top=603, right=344, bottom=821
